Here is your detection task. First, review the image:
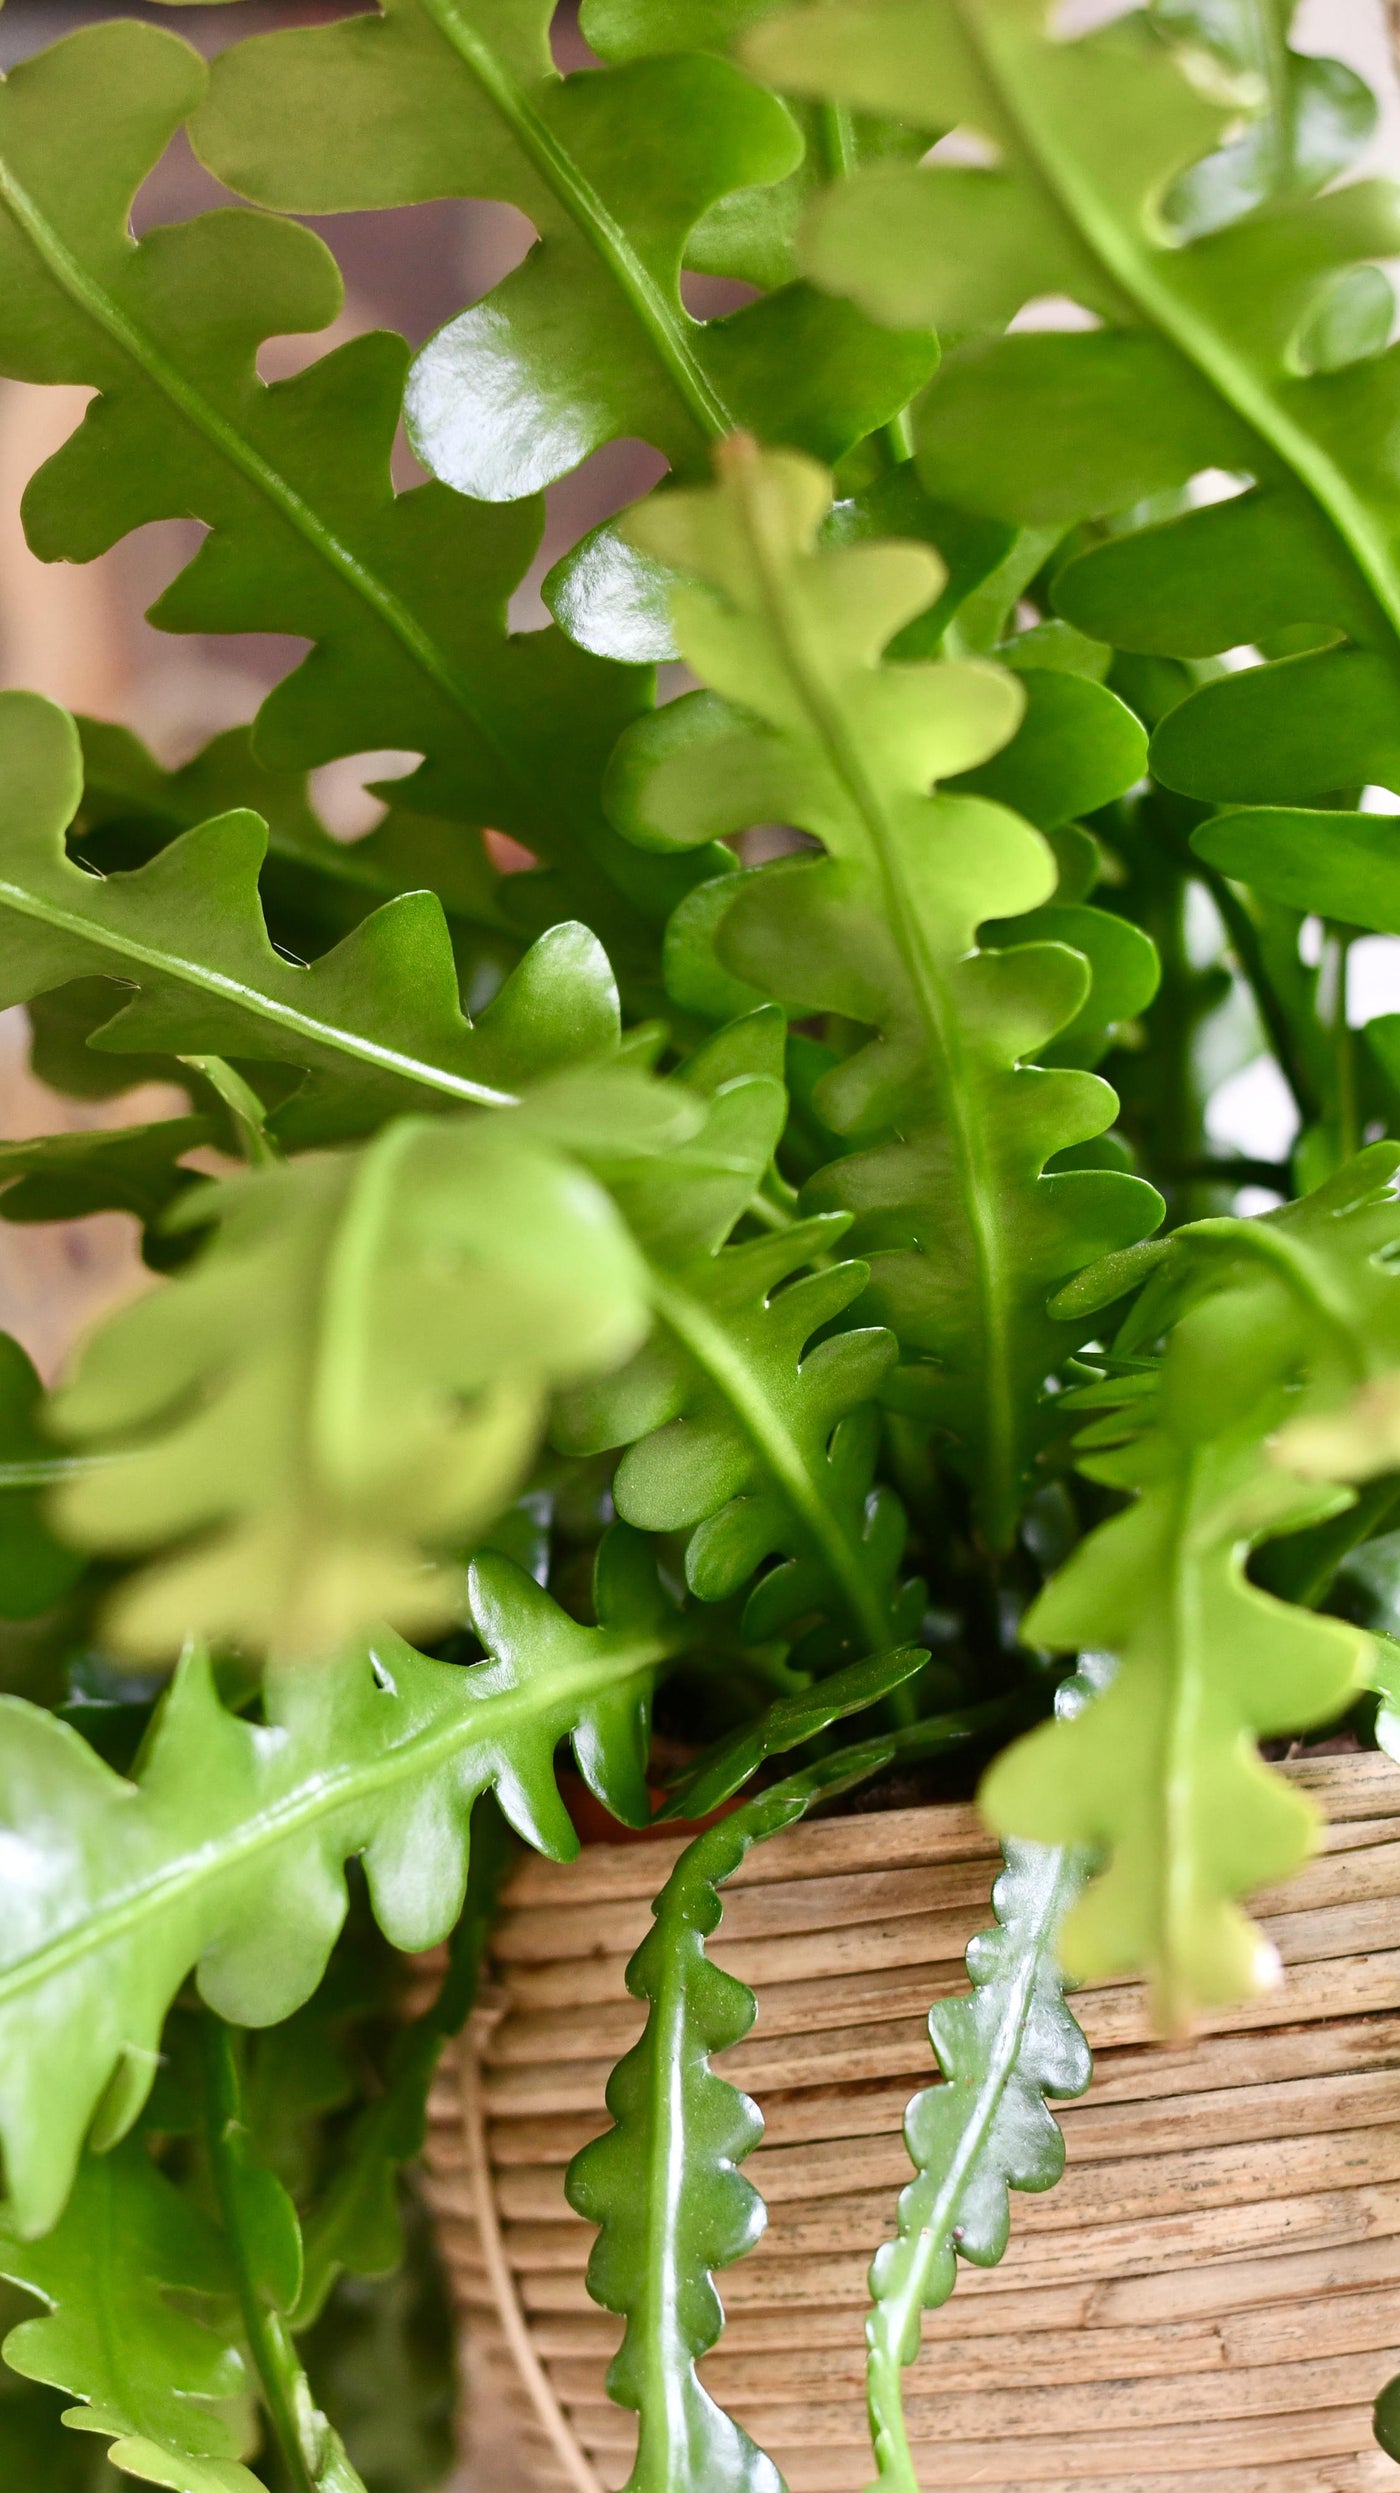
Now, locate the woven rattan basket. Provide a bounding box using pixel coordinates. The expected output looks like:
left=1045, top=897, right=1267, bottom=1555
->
left=423, top=1751, right=1400, bottom=2493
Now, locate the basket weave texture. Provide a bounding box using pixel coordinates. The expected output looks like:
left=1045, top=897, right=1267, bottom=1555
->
left=423, top=1752, right=1400, bottom=2493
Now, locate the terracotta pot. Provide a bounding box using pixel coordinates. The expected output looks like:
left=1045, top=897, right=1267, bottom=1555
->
left=423, top=1751, right=1400, bottom=2493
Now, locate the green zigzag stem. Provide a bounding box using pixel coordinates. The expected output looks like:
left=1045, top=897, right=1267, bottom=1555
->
left=865, top=1839, right=1083, bottom=2488
left=650, top=1270, right=892, bottom=1651
left=417, top=0, right=736, bottom=445
left=725, top=441, right=1020, bottom=1547
left=0, top=1628, right=685, bottom=2020
left=0, top=151, right=530, bottom=800
left=950, top=0, right=1400, bottom=643
left=0, top=862, right=519, bottom=1111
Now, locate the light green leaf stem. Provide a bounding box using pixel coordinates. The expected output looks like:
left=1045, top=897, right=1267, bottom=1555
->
left=984, top=1148, right=1400, bottom=2027
left=864, top=1835, right=1090, bottom=2491
left=609, top=440, right=1160, bottom=1544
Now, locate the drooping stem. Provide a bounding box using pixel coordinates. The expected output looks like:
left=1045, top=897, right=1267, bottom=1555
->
left=863, top=1839, right=1088, bottom=2487
left=180, top=1053, right=277, bottom=1167
left=1319, top=927, right=1358, bottom=1162
left=201, top=2016, right=368, bottom=2493
left=1184, top=852, right=1322, bottom=1128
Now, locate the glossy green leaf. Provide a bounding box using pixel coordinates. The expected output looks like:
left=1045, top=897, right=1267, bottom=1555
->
left=0, top=1120, right=211, bottom=1241
left=191, top=0, right=936, bottom=537
left=0, top=692, right=680, bottom=1149
left=75, top=718, right=519, bottom=969
left=199, top=2020, right=366, bottom=2493
left=47, top=1116, right=651, bottom=1657
left=0, top=19, right=703, bottom=972
left=946, top=667, right=1147, bottom=833
left=610, top=441, right=1160, bottom=1545
left=1150, top=0, right=1377, bottom=240
left=0, top=1525, right=678, bottom=2236
left=662, top=1639, right=927, bottom=1817
left=747, top=0, right=1400, bottom=811
left=1151, top=646, right=1400, bottom=804
left=982, top=1149, right=1400, bottom=2028
left=982, top=902, right=1160, bottom=1072
left=293, top=1806, right=510, bottom=2331
left=0, top=2140, right=260, bottom=2493
left=1191, top=807, right=1400, bottom=933
left=0, top=1334, right=86, bottom=1620
left=864, top=1834, right=1090, bottom=2491
left=568, top=1737, right=898, bottom=2493
left=558, top=1008, right=917, bottom=1658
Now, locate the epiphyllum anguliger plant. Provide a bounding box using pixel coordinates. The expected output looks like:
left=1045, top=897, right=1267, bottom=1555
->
left=0, top=3, right=1398, bottom=2487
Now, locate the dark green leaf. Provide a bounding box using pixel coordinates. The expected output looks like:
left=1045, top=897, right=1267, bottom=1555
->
left=747, top=0, right=1400, bottom=816
left=0, top=20, right=701, bottom=971
left=193, top=0, right=935, bottom=524
left=662, top=1639, right=927, bottom=1817
left=0, top=2141, right=260, bottom=2492
left=947, top=667, right=1147, bottom=832
left=0, top=1334, right=86, bottom=1620
left=0, top=1121, right=211, bottom=1236
left=1191, top=807, right=1400, bottom=932
left=0, top=692, right=685, bottom=1148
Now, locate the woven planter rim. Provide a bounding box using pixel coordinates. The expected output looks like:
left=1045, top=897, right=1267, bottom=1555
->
left=424, top=1751, right=1400, bottom=2493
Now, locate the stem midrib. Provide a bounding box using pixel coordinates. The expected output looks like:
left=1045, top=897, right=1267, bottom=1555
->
left=0, top=1636, right=677, bottom=2013
left=0, top=155, right=530, bottom=799
left=417, top=0, right=734, bottom=450
left=955, top=2, right=1400, bottom=644
left=652, top=1270, right=891, bottom=1651
left=866, top=1851, right=1074, bottom=2478
left=1163, top=1456, right=1202, bottom=2035
left=202, top=2019, right=337, bottom=2493
left=0, top=869, right=518, bottom=1109
left=639, top=1912, right=692, bottom=2478
left=728, top=455, right=1020, bottom=1544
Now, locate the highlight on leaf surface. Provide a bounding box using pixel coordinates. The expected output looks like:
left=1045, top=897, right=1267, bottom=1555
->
left=568, top=1738, right=903, bottom=2493
left=864, top=1832, right=1091, bottom=2492
left=983, top=1149, right=1400, bottom=2030
left=747, top=0, right=1400, bottom=824
left=0, top=17, right=706, bottom=970
left=190, top=0, right=937, bottom=665
left=0, top=1525, right=677, bottom=2238
left=47, top=1115, right=653, bottom=1658
left=609, top=438, right=1160, bottom=1546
